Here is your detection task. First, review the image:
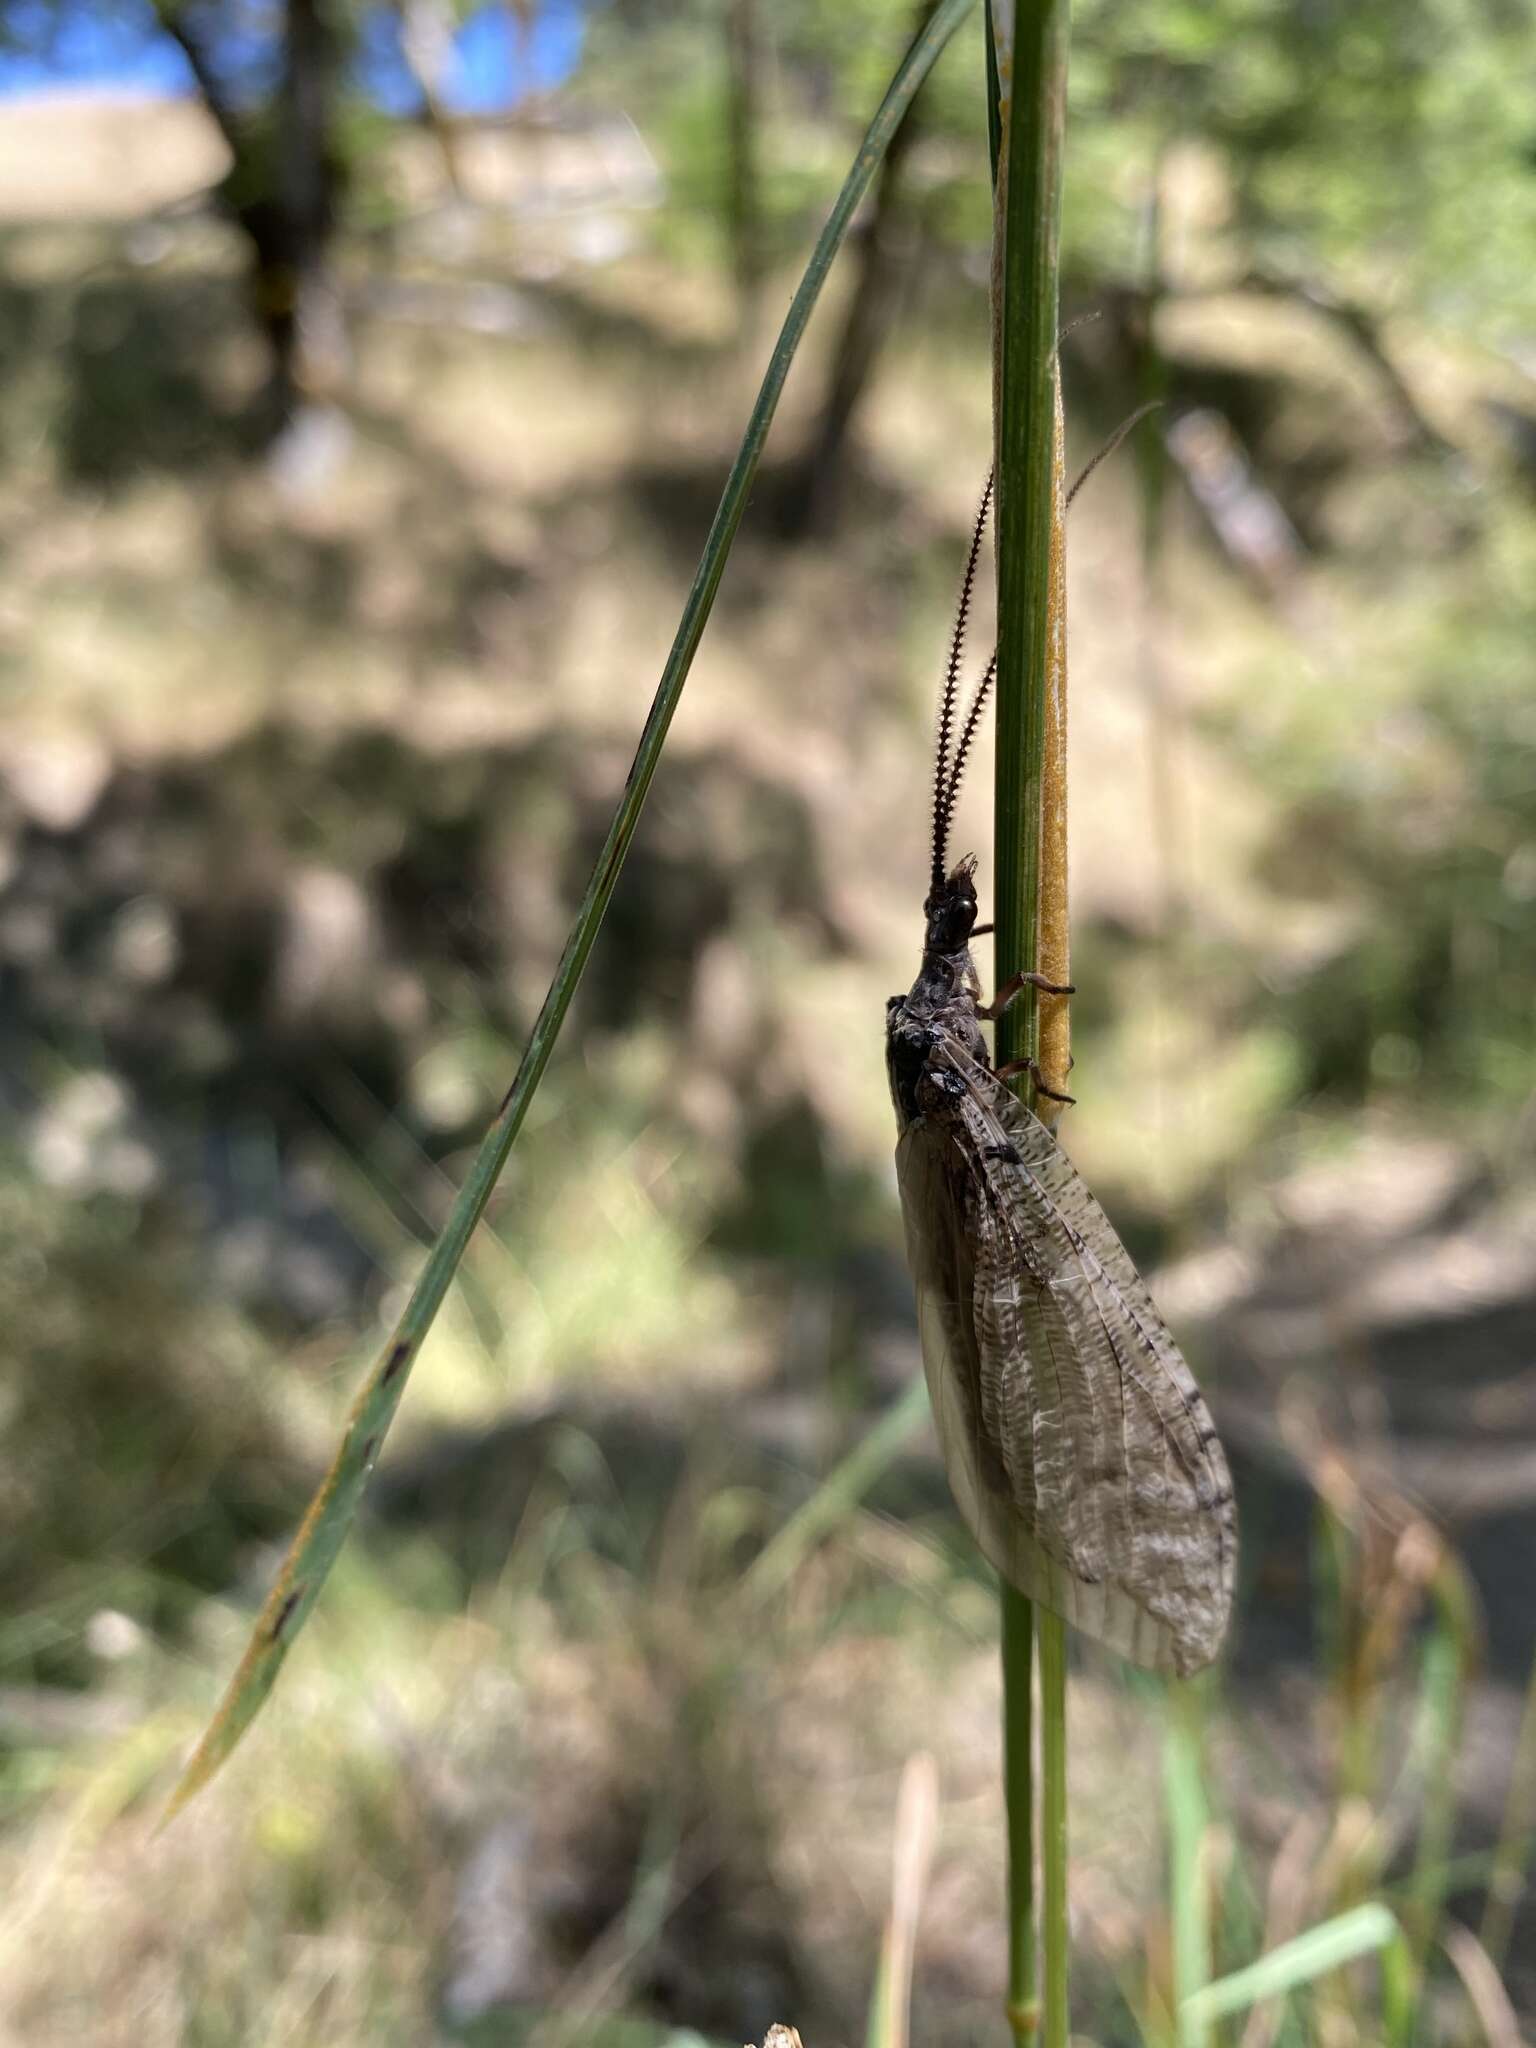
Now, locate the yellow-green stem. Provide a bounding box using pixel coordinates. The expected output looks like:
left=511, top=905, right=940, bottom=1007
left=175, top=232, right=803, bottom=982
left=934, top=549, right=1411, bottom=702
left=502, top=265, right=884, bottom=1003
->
left=1037, top=1611, right=1070, bottom=2048
left=1165, top=1685, right=1213, bottom=2048
left=992, top=0, right=1068, bottom=1062
left=989, top=0, right=1071, bottom=2041
left=1002, top=1583, right=1038, bottom=2044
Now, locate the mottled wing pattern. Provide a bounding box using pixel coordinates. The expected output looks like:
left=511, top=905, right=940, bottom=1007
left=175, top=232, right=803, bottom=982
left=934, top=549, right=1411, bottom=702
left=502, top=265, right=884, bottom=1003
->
left=896, top=1036, right=1235, bottom=1675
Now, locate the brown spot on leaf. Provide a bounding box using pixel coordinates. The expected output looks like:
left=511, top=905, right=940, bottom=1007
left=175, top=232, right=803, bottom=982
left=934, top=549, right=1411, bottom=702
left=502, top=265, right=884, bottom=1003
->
left=270, top=1588, right=304, bottom=1642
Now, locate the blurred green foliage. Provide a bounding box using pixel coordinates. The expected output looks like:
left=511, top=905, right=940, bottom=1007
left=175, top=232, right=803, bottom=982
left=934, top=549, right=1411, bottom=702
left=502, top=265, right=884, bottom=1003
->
left=1071, top=0, right=1536, bottom=316
left=600, top=0, right=1536, bottom=333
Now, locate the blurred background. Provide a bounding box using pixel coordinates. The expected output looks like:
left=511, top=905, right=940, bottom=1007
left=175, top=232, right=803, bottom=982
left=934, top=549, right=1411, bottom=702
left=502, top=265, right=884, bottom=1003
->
left=2, top=2, right=1536, bottom=2041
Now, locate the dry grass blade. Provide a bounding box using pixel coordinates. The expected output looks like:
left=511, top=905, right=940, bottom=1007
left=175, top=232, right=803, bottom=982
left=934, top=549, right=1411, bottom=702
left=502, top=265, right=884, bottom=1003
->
left=867, top=1753, right=941, bottom=2048
left=1439, top=1922, right=1522, bottom=2048
left=1035, top=369, right=1070, bottom=1122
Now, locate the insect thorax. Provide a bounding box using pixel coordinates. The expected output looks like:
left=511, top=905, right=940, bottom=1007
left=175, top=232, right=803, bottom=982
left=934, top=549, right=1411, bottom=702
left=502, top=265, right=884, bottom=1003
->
left=886, top=946, right=987, bottom=1129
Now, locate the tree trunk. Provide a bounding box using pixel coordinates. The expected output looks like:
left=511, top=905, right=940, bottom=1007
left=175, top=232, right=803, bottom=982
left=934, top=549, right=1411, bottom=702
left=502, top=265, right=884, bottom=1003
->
left=272, top=0, right=347, bottom=418
left=160, top=0, right=347, bottom=437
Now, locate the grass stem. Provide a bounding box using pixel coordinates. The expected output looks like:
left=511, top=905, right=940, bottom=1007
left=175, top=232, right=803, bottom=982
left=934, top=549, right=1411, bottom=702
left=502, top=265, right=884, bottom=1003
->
left=1037, top=1610, right=1071, bottom=2048
left=989, top=0, right=1071, bottom=2038
left=991, top=0, right=1069, bottom=1062
left=1002, top=1583, right=1038, bottom=2044
left=1166, top=1686, right=1214, bottom=2048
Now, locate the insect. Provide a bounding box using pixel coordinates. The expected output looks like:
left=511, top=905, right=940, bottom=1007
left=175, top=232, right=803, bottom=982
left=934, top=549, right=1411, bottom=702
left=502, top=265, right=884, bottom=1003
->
left=885, top=477, right=1235, bottom=1676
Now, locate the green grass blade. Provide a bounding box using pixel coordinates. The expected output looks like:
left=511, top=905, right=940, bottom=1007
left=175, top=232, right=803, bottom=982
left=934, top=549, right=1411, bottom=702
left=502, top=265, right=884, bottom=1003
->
left=1037, top=1609, right=1070, bottom=2048
left=741, top=1372, right=930, bottom=1608
left=1164, top=1688, right=1213, bottom=2048
left=1001, top=1581, right=1037, bottom=2041
left=159, top=0, right=977, bottom=1825
left=990, top=0, right=1071, bottom=2040
left=992, top=0, right=1069, bottom=1071
left=1179, top=1904, right=1408, bottom=2027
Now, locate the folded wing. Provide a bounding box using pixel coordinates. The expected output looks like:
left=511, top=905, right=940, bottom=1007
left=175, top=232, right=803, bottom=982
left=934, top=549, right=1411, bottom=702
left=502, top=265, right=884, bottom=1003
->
left=895, top=1041, right=1234, bottom=1675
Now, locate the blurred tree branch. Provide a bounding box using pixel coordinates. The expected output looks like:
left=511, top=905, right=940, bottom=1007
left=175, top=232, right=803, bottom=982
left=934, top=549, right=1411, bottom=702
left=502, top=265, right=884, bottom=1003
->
left=783, top=0, right=938, bottom=535
left=156, top=0, right=349, bottom=433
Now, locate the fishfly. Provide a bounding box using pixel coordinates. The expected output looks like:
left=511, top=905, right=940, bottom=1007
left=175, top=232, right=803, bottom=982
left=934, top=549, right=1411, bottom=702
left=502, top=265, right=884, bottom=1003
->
left=885, top=478, right=1235, bottom=1676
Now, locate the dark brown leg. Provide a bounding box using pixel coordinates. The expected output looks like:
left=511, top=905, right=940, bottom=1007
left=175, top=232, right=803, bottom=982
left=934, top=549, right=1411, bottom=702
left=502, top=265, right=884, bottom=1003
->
left=994, top=1056, right=1076, bottom=1105
left=977, top=969, right=1075, bottom=1021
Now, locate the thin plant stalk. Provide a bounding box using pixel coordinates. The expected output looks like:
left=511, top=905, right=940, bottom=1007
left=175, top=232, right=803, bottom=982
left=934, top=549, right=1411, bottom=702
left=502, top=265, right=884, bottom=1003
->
left=1027, top=378, right=1073, bottom=2048
left=991, top=0, right=1069, bottom=1057
left=160, top=0, right=978, bottom=1822
left=1135, top=141, right=1181, bottom=943
left=1037, top=1611, right=1071, bottom=2047
left=1166, top=1686, right=1214, bottom=2048
left=1001, top=1583, right=1037, bottom=2041
left=989, top=1, right=1072, bottom=2042
left=1035, top=376, right=1072, bottom=1114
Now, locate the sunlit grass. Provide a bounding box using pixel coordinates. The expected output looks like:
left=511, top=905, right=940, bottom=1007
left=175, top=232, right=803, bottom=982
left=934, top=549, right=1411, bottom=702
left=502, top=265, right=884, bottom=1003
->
left=4, top=1389, right=1518, bottom=2046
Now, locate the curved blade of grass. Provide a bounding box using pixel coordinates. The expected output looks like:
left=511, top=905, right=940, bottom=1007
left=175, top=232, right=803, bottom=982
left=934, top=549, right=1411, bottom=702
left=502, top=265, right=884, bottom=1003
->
left=1440, top=1921, right=1523, bottom=2048
left=1179, top=1903, right=1408, bottom=2028
left=159, top=0, right=977, bottom=1826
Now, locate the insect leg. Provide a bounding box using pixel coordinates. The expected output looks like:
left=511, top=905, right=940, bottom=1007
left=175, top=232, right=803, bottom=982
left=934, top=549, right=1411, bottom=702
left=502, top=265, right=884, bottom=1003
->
left=994, top=1055, right=1076, bottom=1105
left=977, top=969, right=1075, bottom=1021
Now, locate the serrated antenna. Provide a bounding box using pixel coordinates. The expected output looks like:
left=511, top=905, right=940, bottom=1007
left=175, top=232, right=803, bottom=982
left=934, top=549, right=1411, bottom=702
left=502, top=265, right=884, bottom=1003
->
left=935, top=405, right=1159, bottom=872
left=938, top=651, right=997, bottom=860
left=933, top=471, right=994, bottom=890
